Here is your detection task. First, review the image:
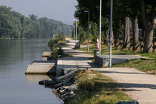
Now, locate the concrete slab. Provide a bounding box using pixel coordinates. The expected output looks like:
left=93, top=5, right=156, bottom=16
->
left=25, top=61, right=56, bottom=74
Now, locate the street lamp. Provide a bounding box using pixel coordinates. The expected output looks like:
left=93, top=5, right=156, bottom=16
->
left=84, top=10, right=90, bottom=52
left=75, top=19, right=78, bottom=41
left=99, top=0, right=102, bottom=55
left=109, top=0, right=113, bottom=67
left=79, top=27, right=81, bottom=42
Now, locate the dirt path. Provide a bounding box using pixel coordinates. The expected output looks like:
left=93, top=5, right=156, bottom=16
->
left=62, top=38, right=156, bottom=104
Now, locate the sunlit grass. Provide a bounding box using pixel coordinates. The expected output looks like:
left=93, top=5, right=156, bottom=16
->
left=64, top=71, right=132, bottom=104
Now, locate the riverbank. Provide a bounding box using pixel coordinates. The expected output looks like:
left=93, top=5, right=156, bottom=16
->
left=64, top=70, right=132, bottom=104
left=39, top=69, right=132, bottom=104
left=39, top=38, right=135, bottom=104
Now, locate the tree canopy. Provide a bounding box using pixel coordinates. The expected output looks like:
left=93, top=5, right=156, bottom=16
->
left=75, top=0, right=156, bottom=53
left=0, top=6, right=72, bottom=39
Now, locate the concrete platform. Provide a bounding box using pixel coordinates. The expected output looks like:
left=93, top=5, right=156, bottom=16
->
left=42, top=51, right=51, bottom=60
left=94, top=55, right=144, bottom=67
left=42, top=51, right=51, bottom=57
left=25, top=60, right=56, bottom=74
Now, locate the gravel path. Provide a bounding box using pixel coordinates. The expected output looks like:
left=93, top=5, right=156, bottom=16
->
left=92, top=68, right=156, bottom=104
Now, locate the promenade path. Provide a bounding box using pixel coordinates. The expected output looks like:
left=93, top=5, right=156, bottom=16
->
left=93, top=68, right=156, bottom=104
left=56, top=38, right=94, bottom=76
left=57, top=38, right=156, bottom=104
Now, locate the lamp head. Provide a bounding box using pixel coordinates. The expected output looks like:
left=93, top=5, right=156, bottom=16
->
left=84, top=10, right=88, bottom=13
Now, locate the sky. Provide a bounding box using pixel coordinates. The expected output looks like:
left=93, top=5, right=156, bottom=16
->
left=0, top=0, right=78, bottom=25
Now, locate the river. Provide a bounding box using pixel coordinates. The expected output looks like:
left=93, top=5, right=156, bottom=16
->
left=0, top=39, right=62, bottom=104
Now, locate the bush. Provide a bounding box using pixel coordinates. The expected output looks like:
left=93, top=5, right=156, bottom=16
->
left=48, top=34, right=68, bottom=60
left=48, top=38, right=59, bottom=51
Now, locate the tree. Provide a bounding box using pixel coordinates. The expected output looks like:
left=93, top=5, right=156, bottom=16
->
left=0, top=6, right=72, bottom=39
left=123, top=17, right=131, bottom=49
left=139, top=0, right=156, bottom=53
left=132, top=17, right=140, bottom=51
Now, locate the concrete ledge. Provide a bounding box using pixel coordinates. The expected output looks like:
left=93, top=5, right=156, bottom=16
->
left=94, top=55, right=143, bottom=67
left=25, top=60, right=56, bottom=74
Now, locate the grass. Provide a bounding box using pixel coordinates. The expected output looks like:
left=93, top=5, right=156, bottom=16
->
left=112, top=51, right=156, bottom=74
left=113, top=58, right=156, bottom=74
left=79, top=44, right=143, bottom=55
left=79, top=44, right=156, bottom=74
left=64, top=70, right=132, bottom=104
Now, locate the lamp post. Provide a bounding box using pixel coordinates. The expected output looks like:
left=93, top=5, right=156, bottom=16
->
left=99, top=0, right=102, bottom=55
left=109, top=0, right=113, bottom=67
left=84, top=11, right=90, bottom=52
left=75, top=19, right=78, bottom=41
left=73, top=19, right=78, bottom=41
left=79, top=27, right=81, bottom=42
left=73, top=28, right=75, bottom=39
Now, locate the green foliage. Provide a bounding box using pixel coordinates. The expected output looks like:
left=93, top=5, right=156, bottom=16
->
left=75, top=0, right=156, bottom=53
left=0, top=6, right=72, bottom=39
left=48, top=35, right=71, bottom=60
left=90, top=21, right=98, bottom=43
left=57, top=46, right=64, bottom=56
left=48, top=38, right=59, bottom=51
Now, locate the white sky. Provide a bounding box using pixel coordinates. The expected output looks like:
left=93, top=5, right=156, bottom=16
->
left=0, top=0, right=78, bottom=25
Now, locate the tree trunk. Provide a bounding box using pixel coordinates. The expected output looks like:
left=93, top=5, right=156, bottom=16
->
left=140, top=0, right=154, bottom=53
left=105, top=29, right=109, bottom=46
left=123, top=17, right=131, bottom=49
left=132, top=17, right=140, bottom=51
left=115, top=30, right=120, bottom=49
left=143, top=25, right=154, bottom=53
left=112, top=31, right=114, bottom=46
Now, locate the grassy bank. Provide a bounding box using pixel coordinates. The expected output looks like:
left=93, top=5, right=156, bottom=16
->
left=79, top=45, right=156, bottom=74
left=113, top=52, right=156, bottom=74
left=112, top=51, right=156, bottom=74
left=64, top=71, right=132, bottom=104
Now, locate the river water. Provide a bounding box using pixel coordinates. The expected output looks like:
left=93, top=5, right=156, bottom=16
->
left=0, top=39, right=62, bottom=104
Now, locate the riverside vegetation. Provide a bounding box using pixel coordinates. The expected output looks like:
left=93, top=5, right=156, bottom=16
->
left=48, top=35, right=72, bottom=60
left=0, top=6, right=72, bottom=39
left=74, top=0, right=156, bottom=53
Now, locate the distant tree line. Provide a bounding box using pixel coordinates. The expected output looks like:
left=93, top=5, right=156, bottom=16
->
left=75, top=0, right=156, bottom=53
left=0, top=6, right=72, bottom=39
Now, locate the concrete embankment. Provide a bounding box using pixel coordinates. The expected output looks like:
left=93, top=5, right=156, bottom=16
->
left=25, top=57, right=56, bottom=74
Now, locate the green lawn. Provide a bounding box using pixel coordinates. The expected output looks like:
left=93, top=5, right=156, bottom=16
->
left=79, top=44, right=143, bottom=55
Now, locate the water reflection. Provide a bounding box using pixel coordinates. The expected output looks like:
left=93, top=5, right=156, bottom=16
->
left=0, top=39, right=62, bottom=104
left=25, top=74, right=54, bottom=83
